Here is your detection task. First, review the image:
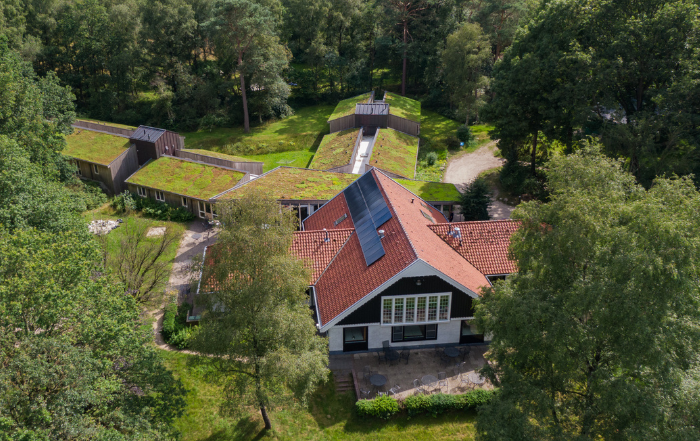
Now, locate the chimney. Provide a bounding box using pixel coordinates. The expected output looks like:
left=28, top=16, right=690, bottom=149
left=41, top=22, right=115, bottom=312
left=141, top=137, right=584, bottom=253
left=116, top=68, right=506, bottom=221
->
left=378, top=229, right=385, bottom=239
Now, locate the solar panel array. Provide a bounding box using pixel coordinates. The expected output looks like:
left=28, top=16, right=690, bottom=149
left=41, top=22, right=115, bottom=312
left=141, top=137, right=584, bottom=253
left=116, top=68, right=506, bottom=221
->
left=343, top=173, right=393, bottom=266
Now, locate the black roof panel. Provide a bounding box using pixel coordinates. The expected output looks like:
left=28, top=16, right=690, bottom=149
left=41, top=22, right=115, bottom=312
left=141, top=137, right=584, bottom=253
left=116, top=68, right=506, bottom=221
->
left=130, top=125, right=166, bottom=143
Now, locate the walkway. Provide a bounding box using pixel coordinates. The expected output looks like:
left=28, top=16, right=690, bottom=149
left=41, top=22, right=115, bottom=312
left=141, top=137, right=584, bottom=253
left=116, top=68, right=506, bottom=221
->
left=351, top=135, right=375, bottom=174
left=443, top=141, right=515, bottom=220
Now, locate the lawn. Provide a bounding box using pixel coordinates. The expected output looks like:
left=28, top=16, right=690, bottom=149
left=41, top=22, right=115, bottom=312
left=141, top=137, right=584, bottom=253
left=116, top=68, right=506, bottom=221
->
left=394, top=180, right=461, bottom=202
left=126, top=156, right=246, bottom=199
left=182, top=149, right=259, bottom=163
left=243, top=150, right=316, bottom=173
left=385, top=92, right=421, bottom=123
left=309, top=129, right=360, bottom=170
left=160, top=350, right=478, bottom=441
left=76, top=118, right=136, bottom=130
left=64, top=130, right=131, bottom=165
left=371, top=129, right=420, bottom=179
left=217, top=167, right=358, bottom=201
left=328, top=92, right=372, bottom=120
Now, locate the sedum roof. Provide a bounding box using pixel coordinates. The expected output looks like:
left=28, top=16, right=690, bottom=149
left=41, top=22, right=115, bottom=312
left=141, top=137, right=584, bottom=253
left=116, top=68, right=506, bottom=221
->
left=370, top=128, right=419, bottom=178
left=384, top=92, right=421, bottom=122
left=393, top=179, right=461, bottom=202
left=309, top=129, right=359, bottom=170
left=64, top=129, right=131, bottom=166
left=328, top=92, right=372, bottom=121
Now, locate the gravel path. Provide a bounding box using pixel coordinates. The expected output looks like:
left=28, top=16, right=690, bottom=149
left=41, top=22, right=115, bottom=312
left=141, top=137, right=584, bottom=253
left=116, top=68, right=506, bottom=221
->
left=443, top=141, right=515, bottom=220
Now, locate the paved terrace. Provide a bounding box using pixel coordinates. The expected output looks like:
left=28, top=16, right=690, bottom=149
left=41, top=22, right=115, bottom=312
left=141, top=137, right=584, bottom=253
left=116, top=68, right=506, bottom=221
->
left=331, top=346, right=492, bottom=400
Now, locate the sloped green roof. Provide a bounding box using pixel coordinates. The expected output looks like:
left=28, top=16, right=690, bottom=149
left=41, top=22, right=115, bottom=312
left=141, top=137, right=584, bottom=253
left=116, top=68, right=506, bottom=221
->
left=371, top=128, right=419, bottom=179
left=328, top=93, right=372, bottom=121
left=393, top=179, right=461, bottom=202
left=309, top=129, right=359, bottom=170
left=385, top=92, right=421, bottom=122
left=64, top=130, right=131, bottom=165
left=182, top=149, right=258, bottom=163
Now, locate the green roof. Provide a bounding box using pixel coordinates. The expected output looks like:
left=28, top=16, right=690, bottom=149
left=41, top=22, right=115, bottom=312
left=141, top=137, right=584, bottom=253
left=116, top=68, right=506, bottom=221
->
left=64, top=130, right=131, bottom=165
left=370, top=128, right=419, bottom=179
left=217, top=167, right=358, bottom=201
left=385, top=92, right=421, bottom=123
left=309, top=129, right=359, bottom=170
left=126, top=156, right=245, bottom=200
left=182, top=149, right=258, bottom=163
left=328, top=92, right=372, bottom=121
left=394, top=179, right=461, bottom=202
left=77, top=119, right=136, bottom=130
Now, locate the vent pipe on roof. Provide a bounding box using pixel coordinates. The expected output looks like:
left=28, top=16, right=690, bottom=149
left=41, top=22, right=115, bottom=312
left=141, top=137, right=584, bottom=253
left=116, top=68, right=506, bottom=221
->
left=323, top=228, right=330, bottom=243
left=411, top=198, right=415, bottom=203
left=378, top=229, right=385, bottom=239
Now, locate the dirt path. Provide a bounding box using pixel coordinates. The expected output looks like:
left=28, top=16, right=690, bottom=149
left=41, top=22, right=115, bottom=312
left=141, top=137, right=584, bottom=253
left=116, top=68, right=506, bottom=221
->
left=152, top=220, right=219, bottom=352
left=443, top=141, right=515, bottom=220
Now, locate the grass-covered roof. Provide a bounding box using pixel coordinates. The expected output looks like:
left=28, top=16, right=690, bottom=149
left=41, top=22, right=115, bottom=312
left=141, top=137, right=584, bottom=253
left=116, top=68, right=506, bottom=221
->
left=393, top=179, right=461, bottom=202
left=64, top=129, right=131, bottom=165
left=217, top=167, right=358, bottom=201
left=126, top=156, right=246, bottom=200
left=328, top=92, right=372, bottom=121
left=370, top=128, right=419, bottom=179
left=385, top=92, right=421, bottom=123
left=308, top=129, right=359, bottom=170
left=182, top=149, right=258, bottom=163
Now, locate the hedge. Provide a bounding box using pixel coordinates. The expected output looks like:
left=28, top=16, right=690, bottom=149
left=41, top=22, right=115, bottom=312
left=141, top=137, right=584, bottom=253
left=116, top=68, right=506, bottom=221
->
left=161, top=301, right=197, bottom=349
left=355, top=389, right=494, bottom=420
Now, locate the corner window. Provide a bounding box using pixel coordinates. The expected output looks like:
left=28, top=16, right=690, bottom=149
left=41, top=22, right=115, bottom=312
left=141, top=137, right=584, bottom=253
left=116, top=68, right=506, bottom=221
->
left=381, top=293, right=451, bottom=325
left=92, top=164, right=99, bottom=175
left=460, top=320, right=484, bottom=344
left=391, top=324, right=438, bottom=342
left=198, top=201, right=208, bottom=218
left=155, top=190, right=165, bottom=202
left=137, top=187, right=147, bottom=197
left=182, top=197, right=188, bottom=207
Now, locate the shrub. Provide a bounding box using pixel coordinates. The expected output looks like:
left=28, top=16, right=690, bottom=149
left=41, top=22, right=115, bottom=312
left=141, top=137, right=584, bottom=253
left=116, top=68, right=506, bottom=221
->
left=457, top=125, right=473, bottom=144
left=162, top=301, right=193, bottom=348
left=426, top=151, right=438, bottom=166
left=113, top=192, right=196, bottom=222
left=403, top=390, right=494, bottom=417
left=111, top=191, right=136, bottom=212
left=81, top=181, right=109, bottom=209
left=161, top=302, right=178, bottom=341
left=169, top=327, right=196, bottom=349
left=460, top=177, right=491, bottom=221
left=355, top=395, right=399, bottom=420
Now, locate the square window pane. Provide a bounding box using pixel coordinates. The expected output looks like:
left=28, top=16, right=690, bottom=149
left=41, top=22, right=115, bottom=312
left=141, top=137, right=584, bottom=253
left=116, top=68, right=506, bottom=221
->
left=403, top=325, right=424, bottom=339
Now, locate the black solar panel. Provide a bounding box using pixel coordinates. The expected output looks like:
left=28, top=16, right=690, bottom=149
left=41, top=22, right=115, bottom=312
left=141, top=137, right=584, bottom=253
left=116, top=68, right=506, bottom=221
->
left=343, top=172, right=392, bottom=266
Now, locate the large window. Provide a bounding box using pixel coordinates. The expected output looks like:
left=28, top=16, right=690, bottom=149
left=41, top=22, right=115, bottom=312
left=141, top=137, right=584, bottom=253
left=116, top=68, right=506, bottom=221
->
left=381, top=293, right=451, bottom=325
left=391, top=324, right=438, bottom=342
left=460, top=320, right=485, bottom=344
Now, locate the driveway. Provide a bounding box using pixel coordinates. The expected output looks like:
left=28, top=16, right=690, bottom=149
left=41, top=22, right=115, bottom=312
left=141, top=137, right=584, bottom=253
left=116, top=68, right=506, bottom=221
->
left=443, top=141, right=515, bottom=220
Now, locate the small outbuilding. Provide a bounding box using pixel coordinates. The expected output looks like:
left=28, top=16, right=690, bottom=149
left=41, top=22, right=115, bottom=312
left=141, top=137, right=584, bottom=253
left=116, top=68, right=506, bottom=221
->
left=130, top=126, right=184, bottom=166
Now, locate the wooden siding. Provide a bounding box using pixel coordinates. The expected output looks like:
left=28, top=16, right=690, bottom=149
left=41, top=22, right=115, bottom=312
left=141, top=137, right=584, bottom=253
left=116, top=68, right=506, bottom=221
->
left=336, top=276, right=475, bottom=326
left=126, top=183, right=203, bottom=217
left=73, top=120, right=133, bottom=137
left=154, top=131, right=182, bottom=157
left=133, top=139, right=158, bottom=165
left=387, top=114, right=420, bottom=136
left=177, top=150, right=263, bottom=175
left=109, top=145, right=139, bottom=194
left=76, top=160, right=114, bottom=194
left=355, top=114, right=388, bottom=128
left=329, top=114, right=356, bottom=133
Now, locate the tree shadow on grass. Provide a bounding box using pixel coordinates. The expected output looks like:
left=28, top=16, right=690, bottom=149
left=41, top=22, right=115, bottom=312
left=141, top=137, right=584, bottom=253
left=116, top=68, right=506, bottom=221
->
left=201, top=416, right=269, bottom=441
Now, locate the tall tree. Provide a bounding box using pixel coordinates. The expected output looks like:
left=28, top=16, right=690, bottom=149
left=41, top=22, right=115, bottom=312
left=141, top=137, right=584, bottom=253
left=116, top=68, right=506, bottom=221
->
left=191, top=193, right=328, bottom=430
left=383, top=0, right=430, bottom=96
left=475, top=146, right=700, bottom=440
left=441, top=22, right=491, bottom=125
left=206, top=0, right=287, bottom=133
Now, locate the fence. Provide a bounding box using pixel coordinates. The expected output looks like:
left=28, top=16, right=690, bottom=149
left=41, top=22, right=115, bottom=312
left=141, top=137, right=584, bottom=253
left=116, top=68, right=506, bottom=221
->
left=328, top=114, right=356, bottom=133
left=176, top=150, right=263, bottom=175
left=387, top=114, right=420, bottom=136
left=73, top=120, right=134, bottom=137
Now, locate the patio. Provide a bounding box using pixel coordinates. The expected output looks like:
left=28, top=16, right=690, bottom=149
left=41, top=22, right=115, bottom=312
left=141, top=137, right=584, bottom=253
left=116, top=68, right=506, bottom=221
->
left=350, top=346, right=492, bottom=400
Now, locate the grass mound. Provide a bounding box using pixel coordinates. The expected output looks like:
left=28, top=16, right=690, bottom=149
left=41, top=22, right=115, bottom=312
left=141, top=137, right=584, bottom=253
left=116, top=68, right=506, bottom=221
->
left=309, top=129, right=359, bottom=170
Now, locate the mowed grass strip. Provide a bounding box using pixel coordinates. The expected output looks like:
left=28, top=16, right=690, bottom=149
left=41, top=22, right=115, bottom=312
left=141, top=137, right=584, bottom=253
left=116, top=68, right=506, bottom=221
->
left=218, top=167, right=358, bottom=201
left=182, top=149, right=258, bottom=163
left=385, top=92, right=421, bottom=123
left=394, top=179, right=461, bottom=202
left=328, top=92, right=372, bottom=120
left=309, top=129, right=359, bottom=170
left=77, top=119, right=137, bottom=130
left=126, top=156, right=245, bottom=199
left=64, top=130, right=131, bottom=165
left=371, top=129, right=419, bottom=179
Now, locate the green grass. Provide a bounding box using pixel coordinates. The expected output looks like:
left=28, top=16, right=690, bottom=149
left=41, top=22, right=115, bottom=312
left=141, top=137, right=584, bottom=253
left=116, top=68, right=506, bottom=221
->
left=160, top=350, right=478, bottom=441
left=328, top=93, right=372, bottom=121
left=126, top=156, right=246, bottom=199
left=64, top=130, right=131, bottom=165
left=242, top=150, right=316, bottom=173
left=76, top=118, right=136, bottom=130
left=181, top=105, right=335, bottom=151
left=218, top=167, right=358, bottom=201
left=309, top=129, right=359, bottom=170
left=394, top=180, right=461, bottom=202
left=385, top=92, right=421, bottom=123
left=372, top=129, right=419, bottom=179
left=182, top=149, right=258, bottom=163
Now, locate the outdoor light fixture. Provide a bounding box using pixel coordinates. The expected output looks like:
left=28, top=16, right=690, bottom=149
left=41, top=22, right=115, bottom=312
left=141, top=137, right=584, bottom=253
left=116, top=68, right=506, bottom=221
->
left=416, top=279, right=422, bottom=286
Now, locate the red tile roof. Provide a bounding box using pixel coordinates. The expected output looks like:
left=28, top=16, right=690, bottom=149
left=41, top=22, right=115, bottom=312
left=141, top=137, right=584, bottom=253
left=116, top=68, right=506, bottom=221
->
left=428, top=220, right=521, bottom=275
left=303, top=192, right=353, bottom=231
left=290, top=229, right=354, bottom=284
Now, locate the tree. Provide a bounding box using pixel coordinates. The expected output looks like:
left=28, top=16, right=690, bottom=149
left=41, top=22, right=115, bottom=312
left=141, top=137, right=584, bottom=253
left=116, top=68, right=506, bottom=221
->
left=0, top=228, right=186, bottom=439
left=206, top=0, right=287, bottom=133
left=460, top=177, right=491, bottom=221
left=475, top=146, right=700, bottom=440
left=441, top=23, right=491, bottom=125
left=108, top=219, right=181, bottom=306
left=190, top=192, right=328, bottom=430
left=383, top=0, right=430, bottom=96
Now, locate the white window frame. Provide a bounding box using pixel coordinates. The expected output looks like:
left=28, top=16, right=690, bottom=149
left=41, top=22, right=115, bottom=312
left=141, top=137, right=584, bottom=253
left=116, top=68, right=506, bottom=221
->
left=380, top=292, right=451, bottom=326
left=182, top=197, right=188, bottom=208
left=75, top=160, right=82, bottom=176
left=155, top=190, right=165, bottom=202
left=92, top=163, right=99, bottom=175
left=198, top=201, right=207, bottom=218
left=137, top=186, right=147, bottom=197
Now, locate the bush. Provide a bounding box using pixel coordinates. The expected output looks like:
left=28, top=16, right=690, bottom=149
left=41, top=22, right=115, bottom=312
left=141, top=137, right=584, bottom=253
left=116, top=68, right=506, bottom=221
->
left=169, top=327, right=197, bottom=349
left=112, top=191, right=196, bottom=222
left=457, top=125, right=473, bottom=144
left=499, top=158, right=546, bottom=200
left=161, top=302, right=178, bottom=341
left=355, top=395, right=399, bottom=420
left=460, top=177, right=491, bottom=221
left=426, top=151, right=438, bottom=166
left=111, top=191, right=137, bottom=212
left=403, top=390, right=494, bottom=417
left=162, top=301, right=194, bottom=348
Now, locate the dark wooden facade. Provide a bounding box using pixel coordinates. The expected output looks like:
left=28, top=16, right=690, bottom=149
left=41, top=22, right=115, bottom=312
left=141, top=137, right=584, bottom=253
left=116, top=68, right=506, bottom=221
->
left=130, top=126, right=183, bottom=166
left=125, top=182, right=211, bottom=218
left=337, top=276, right=475, bottom=326
left=73, top=146, right=138, bottom=195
